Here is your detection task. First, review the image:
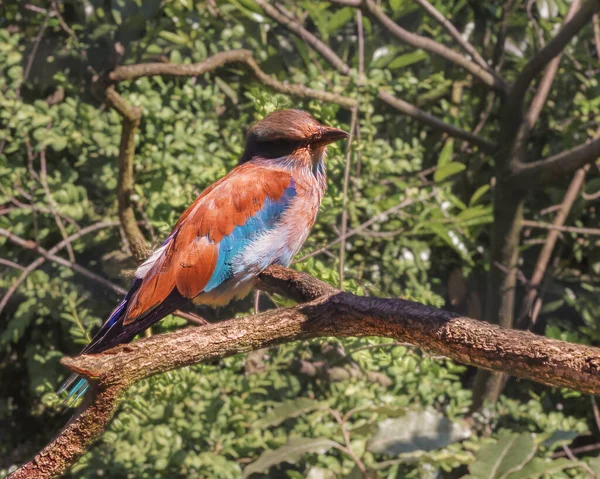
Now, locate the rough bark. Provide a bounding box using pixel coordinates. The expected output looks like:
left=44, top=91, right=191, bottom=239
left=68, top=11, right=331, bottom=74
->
left=8, top=266, right=600, bottom=479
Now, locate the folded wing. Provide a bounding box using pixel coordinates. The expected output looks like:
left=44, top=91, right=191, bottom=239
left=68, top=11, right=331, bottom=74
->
left=81, top=163, right=296, bottom=354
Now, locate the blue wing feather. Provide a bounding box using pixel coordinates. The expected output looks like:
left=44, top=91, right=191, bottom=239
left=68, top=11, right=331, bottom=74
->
left=58, top=180, right=296, bottom=404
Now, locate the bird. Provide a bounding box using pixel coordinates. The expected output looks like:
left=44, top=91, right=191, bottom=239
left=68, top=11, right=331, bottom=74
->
left=58, top=109, right=348, bottom=403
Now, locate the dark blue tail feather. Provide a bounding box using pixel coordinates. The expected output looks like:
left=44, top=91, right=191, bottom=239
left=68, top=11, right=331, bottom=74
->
left=57, top=280, right=188, bottom=406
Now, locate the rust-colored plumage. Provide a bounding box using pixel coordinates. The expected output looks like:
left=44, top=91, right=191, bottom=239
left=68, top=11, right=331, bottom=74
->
left=125, top=164, right=293, bottom=321
left=60, top=109, right=349, bottom=402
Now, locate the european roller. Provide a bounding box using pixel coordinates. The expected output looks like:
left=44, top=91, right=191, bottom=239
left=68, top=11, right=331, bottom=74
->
left=59, top=109, right=348, bottom=402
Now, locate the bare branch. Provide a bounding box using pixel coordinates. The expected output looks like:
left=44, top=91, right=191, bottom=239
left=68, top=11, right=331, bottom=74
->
left=517, top=166, right=589, bottom=327
left=8, top=265, right=600, bottom=479
left=355, top=0, right=507, bottom=91
left=377, top=91, right=495, bottom=152
left=0, top=222, right=122, bottom=315
left=110, top=49, right=357, bottom=108
left=112, top=48, right=494, bottom=152
left=104, top=87, right=149, bottom=263
left=256, top=0, right=351, bottom=75
left=251, top=3, right=496, bottom=151
left=39, top=148, right=76, bottom=263
left=524, top=0, right=582, bottom=130
left=0, top=258, right=26, bottom=271
left=0, top=225, right=127, bottom=299
left=339, top=108, right=358, bottom=287
left=296, top=191, right=436, bottom=262
left=0, top=225, right=199, bottom=324
left=508, top=0, right=599, bottom=126
left=521, top=217, right=600, bottom=236
left=413, top=0, right=490, bottom=71
left=511, top=136, right=600, bottom=187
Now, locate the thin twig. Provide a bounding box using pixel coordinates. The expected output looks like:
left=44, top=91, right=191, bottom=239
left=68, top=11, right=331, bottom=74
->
left=0, top=222, right=123, bottom=316
left=339, top=108, right=358, bottom=288
left=334, top=0, right=506, bottom=90
left=524, top=0, right=581, bottom=131
left=329, top=408, right=372, bottom=478
left=521, top=218, right=600, bottom=236
left=562, top=443, right=598, bottom=478
left=39, top=148, right=76, bottom=262
left=517, top=166, right=589, bottom=327
left=51, top=0, right=79, bottom=42
left=413, top=0, right=491, bottom=71
left=593, top=14, right=600, bottom=60
left=591, top=396, right=600, bottom=434
left=553, top=442, right=600, bottom=458
left=22, top=16, right=48, bottom=90
left=0, top=258, right=26, bottom=271
left=0, top=224, right=200, bottom=325
left=296, top=191, right=436, bottom=262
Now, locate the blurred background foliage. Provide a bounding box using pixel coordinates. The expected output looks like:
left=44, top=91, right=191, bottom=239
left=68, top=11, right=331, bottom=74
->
left=1, top=0, right=600, bottom=477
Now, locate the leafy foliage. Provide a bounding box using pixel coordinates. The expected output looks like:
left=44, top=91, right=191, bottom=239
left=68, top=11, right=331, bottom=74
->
left=1, top=0, right=599, bottom=477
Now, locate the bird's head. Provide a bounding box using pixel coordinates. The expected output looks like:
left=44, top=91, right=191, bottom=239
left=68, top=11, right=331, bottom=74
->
left=240, top=109, right=348, bottom=166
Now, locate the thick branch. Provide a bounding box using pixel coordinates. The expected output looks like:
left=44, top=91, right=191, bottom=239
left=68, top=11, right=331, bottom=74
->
left=110, top=49, right=356, bottom=109
left=105, top=87, right=149, bottom=263
left=511, top=136, right=600, bottom=187
left=507, top=0, right=599, bottom=131
left=9, top=266, right=600, bottom=479
left=111, top=49, right=494, bottom=151
left=524, top=0, right=581, bottom=130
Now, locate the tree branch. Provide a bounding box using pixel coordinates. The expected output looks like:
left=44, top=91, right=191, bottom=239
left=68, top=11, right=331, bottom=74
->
left=104, top=87, right=149, bottom=263
left=0, top=226, right=203, bottom=324
left=249, top=4, right=496, bottom=151
left=376, top=91, right=495, bottom=152
left=524, top=0, right=582, bottom=130
left=507, top=0, right=599, bottom=134
left=355, top=0, right=507, bottom=91
left=0, top=222, right=124, bottom=317
left=412, top=0, right=490, bottom=71
left=521, top=217, right=600, bottom=236
left=255, top=0, right=351, bottom=75
left=8, top=265, right=600, bottom=479
left=511, top=136, right=600, bottom=187
left=109, top=49, right=357, bottom=109
left=112, top=48, right=494, bottom=151
left=517, top=166, right=589, bottom=328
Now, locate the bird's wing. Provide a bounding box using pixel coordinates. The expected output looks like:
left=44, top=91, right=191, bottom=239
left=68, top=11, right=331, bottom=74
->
left=83, top=163, right=296, bottom=353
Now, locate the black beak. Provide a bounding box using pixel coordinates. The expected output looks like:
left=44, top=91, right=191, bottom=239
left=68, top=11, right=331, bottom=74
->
left=313, top=126, right=349, bottom=146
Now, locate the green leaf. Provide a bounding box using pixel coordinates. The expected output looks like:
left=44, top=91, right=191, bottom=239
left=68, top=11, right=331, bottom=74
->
left=466, top=431, right=536, bottom=479
left=367, top=409, right=471, bottom=456
left=256, top=398, right=329, bottom=428
left=158, top=30, right=190, bottom=46
left=242, top=437, right=341, bottom=478
left=506, top=457, right=583, bottom=478
left=388, top=50, right=429, bottom=69
left=469, top=184, right=490, bottom=206
left=434, top=162, right=465, bottom=182
left=540, top=430, right=579, bottom=449
left=327, top=7, right=354, bottom=33
left=437, top=139, right=455, bottom=168
left=215, top=77, right=239, bottom=104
